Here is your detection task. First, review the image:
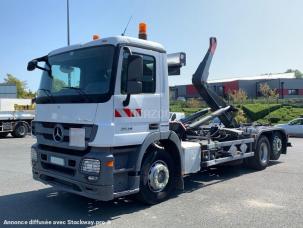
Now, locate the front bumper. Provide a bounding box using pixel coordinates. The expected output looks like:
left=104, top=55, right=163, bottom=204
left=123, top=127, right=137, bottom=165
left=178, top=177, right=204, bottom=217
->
left=31, top=144, right=115, bottom=201
left=32, top=169, right=114, bottom=201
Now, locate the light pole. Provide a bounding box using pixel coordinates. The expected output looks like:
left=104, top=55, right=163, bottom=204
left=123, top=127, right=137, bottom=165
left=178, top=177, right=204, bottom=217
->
left=67, top=0, right=70, bottom=46
left=67, top=0, right=71, bottom=86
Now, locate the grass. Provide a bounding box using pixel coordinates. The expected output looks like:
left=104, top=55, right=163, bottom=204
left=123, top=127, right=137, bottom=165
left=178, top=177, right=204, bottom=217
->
left=170, top=106, right=201, bottom=116
left=170, top=99, right=205, bottom=116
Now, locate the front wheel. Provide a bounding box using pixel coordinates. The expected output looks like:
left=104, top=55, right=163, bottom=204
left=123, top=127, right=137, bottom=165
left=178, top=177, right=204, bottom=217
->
left=137, top=147, right=175, bottom=205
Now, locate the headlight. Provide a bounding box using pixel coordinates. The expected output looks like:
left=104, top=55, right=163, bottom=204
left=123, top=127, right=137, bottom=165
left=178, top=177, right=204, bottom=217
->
left=31, top=147, right=38, bottom=162
left=80, top=159, right=100, bottom=174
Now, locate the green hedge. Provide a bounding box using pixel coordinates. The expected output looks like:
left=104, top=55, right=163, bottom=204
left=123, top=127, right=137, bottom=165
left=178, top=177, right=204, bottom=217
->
left=262, top=106, right=303, bottom=124
left=243, top=104, right=281, bottom=121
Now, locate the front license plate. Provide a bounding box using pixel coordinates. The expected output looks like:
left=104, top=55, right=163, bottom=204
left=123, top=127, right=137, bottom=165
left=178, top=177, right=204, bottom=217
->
left=50, top=156, right=65, bottom=166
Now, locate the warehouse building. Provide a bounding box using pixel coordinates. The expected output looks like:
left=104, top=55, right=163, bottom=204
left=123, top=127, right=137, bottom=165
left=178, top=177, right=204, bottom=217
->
left=0, top=83, right=17, bottom=98
left=170, top=72, right=302, bottom=100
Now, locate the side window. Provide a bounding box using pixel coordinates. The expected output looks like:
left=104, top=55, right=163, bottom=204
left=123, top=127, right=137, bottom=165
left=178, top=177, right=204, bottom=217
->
left=121, top=52, right=156, bottom=94
left=290, top=119, right=300, bottom=125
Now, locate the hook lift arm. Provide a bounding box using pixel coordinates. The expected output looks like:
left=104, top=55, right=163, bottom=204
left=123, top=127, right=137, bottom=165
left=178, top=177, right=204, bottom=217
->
left=191, top=37, right=238, bottom=128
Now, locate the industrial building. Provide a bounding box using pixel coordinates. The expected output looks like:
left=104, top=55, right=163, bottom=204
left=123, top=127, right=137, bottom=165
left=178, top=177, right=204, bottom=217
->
left=170, top=72, right=303, bottom=100
left=0, top=83, right=17, bottom=98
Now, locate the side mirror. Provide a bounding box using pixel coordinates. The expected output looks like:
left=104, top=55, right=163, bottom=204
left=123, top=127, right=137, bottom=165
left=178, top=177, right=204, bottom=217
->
left=27, top=60, right=38, bottom=71
left=125, top=55, right=143, bottom=94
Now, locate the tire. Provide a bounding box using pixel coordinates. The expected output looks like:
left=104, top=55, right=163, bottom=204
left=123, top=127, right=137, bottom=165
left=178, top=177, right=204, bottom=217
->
left=270, top=132, right=283, bottom=160
left=0, top=132, right=9, bottom=138
left=137, top=147, right=176, bottom=205
left=245, top=136, right=270, bottom=170
left=12, top=123, right=27, bottom=138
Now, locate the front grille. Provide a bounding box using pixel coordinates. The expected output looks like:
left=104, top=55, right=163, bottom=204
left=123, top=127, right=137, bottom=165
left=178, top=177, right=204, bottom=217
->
left=38, top=144, right=90, bottom=156
left=33, top=121, right=97, bottom=150
left=41, top=162, right=75, bottom=176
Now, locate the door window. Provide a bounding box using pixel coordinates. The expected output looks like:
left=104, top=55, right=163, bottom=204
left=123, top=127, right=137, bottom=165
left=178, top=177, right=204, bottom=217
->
left=121, top=52, right=156, bottom=94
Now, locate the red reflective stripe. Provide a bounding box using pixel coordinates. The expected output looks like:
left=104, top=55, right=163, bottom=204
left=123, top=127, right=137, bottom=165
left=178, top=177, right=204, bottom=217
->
left=115, top=110, right=121, bottom=117
left=123, top=108, right=132, bottom=117
left=115, top=108, right=142, bottom=117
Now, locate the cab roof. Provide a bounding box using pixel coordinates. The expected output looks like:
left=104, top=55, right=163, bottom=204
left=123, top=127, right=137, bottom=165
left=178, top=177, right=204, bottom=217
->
left=48, top=36, right=166, bottom=56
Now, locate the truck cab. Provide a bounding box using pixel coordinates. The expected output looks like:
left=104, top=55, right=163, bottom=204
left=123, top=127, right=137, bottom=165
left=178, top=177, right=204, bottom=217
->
left=29, top=29, right=187, bottom=204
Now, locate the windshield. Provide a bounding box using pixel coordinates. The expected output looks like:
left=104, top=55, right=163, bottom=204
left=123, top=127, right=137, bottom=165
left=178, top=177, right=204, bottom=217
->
left=36, top=45, right=115, bottom=104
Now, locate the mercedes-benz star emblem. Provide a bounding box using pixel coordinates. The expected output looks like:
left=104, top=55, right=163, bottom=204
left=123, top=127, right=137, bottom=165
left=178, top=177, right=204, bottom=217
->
left=53, top=125, right=64, bottom=143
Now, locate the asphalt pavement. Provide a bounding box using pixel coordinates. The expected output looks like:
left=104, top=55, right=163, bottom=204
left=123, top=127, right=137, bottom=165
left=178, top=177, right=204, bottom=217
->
left=0, top=136, right=302, bottom=227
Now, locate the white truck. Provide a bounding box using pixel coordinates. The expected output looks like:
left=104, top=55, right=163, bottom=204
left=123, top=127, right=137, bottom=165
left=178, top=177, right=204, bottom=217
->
left=28, top=24, right=289, bottom=204
left=0, top=99, right=34, bottom=138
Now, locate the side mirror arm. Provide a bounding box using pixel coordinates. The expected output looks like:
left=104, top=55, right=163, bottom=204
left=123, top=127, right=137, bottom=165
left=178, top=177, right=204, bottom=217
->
left=27, top=55, right=53, bottom=78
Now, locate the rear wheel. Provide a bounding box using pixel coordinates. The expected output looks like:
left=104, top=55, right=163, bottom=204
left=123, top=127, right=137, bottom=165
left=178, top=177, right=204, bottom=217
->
left=270, top=132, right=283, bottom=160
left=12, top=123, right=27, bottom=138
left=0, top=132, right=9, bottom=138
left=137, top=147, right=175, bottom=204
left=245, top=136, right=270, bottom=170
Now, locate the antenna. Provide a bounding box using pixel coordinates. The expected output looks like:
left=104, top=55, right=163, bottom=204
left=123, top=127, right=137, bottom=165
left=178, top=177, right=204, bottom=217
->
left=121, top=16, right=133, bottom=36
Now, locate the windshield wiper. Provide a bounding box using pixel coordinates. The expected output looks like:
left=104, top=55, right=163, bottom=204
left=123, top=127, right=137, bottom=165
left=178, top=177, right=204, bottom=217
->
left=62, top=87, right=91, bottom=101
left=38, top=89, right=54, bottom=102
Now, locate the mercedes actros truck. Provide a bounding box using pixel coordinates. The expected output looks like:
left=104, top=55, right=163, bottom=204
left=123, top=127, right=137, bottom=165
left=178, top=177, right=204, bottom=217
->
left=28, top=23, right=288, bottom=204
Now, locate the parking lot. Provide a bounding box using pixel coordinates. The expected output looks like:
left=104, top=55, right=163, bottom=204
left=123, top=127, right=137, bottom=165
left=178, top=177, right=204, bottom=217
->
left=0, top=136, right=302, bottom=227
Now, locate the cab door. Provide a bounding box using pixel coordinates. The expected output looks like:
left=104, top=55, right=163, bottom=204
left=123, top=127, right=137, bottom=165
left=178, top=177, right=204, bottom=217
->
left=113, top=46, right=161, bottom=146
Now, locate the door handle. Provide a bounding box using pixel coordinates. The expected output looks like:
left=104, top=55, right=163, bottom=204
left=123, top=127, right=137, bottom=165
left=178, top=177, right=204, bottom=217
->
left=149, top=123, right=159, bottom=130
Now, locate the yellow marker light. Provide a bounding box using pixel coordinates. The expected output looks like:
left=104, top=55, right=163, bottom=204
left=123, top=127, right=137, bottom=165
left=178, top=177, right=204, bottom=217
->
left=105, top=160, right=114, bottom=167
left=93, top=34, right=100, bottom=40
left=138, top=22, right=147, bottom=40
left=139, top=22, right=147, bottom=34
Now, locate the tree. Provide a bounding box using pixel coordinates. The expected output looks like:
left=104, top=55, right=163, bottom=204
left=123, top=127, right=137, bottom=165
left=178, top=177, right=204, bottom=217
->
left=259, top=83, right=278, bottom=102
left=295, top=70, right=303, bottom=79
left=259, top=83, right=271, bottom=101
left=228, top=89, right=247, bottom=106
left=285, top=69, right=303, bottom=78
left=259, top=83, right=278, bottom=116
left=3, top=74, right=36, bottom=98
left=53, top=78, right=67, bottom=92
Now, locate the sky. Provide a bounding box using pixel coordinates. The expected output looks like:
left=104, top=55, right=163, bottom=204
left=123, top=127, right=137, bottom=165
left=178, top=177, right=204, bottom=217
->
left=0, top=0, right=303, bottom=91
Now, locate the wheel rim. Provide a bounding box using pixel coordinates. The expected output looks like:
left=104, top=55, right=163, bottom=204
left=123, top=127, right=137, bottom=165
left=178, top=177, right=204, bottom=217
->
left=260, top=142, right=268, bottom=164
left=18, top=125, right=26, bottom=135
left=148, top=160, right=170, bottom=192
left=273, top=136, right=282, bottom=154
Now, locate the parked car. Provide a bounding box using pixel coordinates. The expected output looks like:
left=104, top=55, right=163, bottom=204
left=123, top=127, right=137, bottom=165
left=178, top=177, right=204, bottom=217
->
left=275, top=118, right=303, bottom=137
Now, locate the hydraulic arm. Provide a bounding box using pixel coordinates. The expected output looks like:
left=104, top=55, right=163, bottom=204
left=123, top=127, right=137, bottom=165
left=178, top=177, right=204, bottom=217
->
left=192, top=37, right=238, bottom=128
